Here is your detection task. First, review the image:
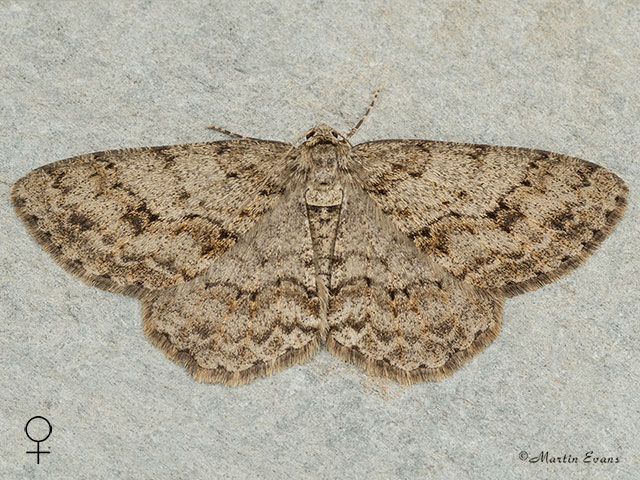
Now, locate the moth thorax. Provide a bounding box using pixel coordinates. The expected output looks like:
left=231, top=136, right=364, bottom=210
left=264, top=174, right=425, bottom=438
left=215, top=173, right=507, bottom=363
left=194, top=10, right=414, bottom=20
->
left=307, top=143, right=345, bottom=189
left=305, top=186, right=343, bottom=208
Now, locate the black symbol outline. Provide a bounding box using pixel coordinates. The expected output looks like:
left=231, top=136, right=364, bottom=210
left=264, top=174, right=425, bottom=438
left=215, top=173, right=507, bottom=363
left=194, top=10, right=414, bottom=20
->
left=25, top=416, right=52, bottom=464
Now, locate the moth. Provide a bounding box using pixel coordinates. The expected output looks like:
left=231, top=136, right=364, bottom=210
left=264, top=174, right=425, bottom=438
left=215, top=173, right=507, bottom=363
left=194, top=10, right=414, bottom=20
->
left=11, top=89, right=627, bottom=386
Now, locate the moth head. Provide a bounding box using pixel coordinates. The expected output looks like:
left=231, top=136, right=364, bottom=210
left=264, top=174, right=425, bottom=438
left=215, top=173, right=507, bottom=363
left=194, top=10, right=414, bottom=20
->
left=296, top=124, right=354, bottom=189
left=302, top=123, right=347, bottom=147
left=287, top=124, right=356, bottom=186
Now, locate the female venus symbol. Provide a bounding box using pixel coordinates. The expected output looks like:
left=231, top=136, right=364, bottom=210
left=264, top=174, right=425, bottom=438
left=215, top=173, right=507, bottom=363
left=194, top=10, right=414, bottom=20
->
left=25, top=416, right=52, bottom=464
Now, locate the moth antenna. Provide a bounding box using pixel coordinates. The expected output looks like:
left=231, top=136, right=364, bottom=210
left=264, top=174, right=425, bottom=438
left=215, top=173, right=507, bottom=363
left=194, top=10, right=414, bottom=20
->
left=207, top=124, right=272, bottom=142
left=346, top=85, right=383, bottom=139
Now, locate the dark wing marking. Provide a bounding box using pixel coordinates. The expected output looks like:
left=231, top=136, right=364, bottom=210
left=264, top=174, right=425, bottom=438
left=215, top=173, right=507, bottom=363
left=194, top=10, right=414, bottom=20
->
left=142, top=187, right=321, bottom=385
left=354, top=140, right=627, bottom=296
left=327, top=187, right=503, bottom=383
left=11, top=140, right=292, bottom=297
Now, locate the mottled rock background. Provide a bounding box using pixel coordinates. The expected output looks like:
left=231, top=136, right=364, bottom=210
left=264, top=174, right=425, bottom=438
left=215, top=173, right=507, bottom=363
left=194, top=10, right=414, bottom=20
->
left=1, top=1, right=638, bottom=478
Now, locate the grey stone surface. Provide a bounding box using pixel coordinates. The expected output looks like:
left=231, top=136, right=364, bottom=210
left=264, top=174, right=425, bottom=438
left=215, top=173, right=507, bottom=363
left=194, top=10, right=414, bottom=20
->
left=1, top=1, right=638, bottom=478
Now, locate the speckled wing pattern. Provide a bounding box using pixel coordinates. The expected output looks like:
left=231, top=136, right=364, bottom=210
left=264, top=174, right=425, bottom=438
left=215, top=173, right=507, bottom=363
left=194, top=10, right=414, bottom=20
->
left=355, top=140, right=628, bottom=296
left=11, top=124, right=627, bottom=385
left=11, top=140, right=291, bottom=296
left=142, top=188, right=322, bottom=385
left=327, top=188, right=503, bottom=382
